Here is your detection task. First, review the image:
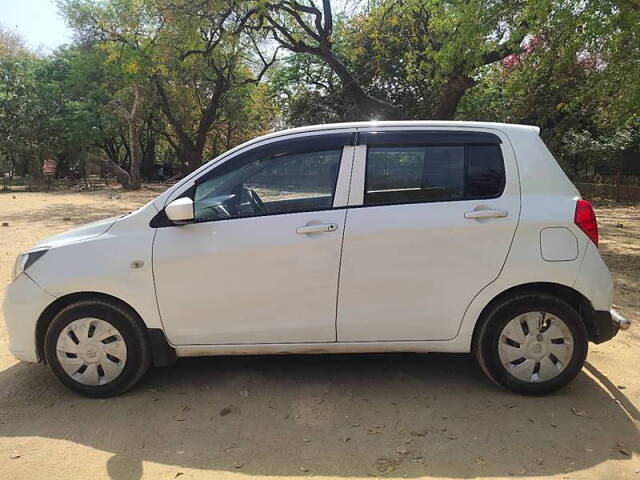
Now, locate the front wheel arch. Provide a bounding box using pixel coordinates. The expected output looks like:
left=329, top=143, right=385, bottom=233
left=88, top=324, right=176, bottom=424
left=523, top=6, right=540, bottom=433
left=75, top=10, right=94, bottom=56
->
left=36, top=292, right=175, bottom=367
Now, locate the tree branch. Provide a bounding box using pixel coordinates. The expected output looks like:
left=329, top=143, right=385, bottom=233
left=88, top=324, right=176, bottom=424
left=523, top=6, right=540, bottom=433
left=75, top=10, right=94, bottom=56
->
left=152, top=75, right=195, bottom=151
left=321, top=0, right=333, bottom=37
left=482, top=24, right=530, bottom=65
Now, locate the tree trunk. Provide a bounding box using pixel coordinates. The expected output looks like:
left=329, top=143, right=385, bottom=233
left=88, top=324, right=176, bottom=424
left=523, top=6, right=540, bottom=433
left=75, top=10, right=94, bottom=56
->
left=126, top=84, right=145, bottom=190
left=185, top=146, right=202, bottom=174
left=31, top=154, right=43, bottom=190
left=431, top=73, right=477, bottom=120
left=164, top=128, right=211, bottom=175
left=153, top=75, right=212, bottom=174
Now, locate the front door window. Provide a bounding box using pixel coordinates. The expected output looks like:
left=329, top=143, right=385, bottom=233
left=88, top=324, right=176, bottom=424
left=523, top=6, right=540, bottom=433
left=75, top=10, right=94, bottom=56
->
left=194, top=149, right=342, bottom=223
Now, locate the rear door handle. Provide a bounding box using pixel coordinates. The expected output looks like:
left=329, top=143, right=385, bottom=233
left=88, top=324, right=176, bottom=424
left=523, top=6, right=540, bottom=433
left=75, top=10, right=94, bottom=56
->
left=464, top=209, right=509, bottom=219
left=296, top=223, right=338, bottom=234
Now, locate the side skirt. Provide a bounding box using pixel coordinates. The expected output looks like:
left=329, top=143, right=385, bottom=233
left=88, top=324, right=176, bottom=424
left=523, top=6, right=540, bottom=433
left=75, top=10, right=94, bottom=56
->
left=174, top=336, right=472, bottom=358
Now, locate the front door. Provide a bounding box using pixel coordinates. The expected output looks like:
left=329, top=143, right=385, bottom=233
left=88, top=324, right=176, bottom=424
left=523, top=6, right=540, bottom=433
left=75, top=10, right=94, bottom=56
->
left=153, top=133, right=353, bottom=345
left=337, top=129, right=520, bottom=341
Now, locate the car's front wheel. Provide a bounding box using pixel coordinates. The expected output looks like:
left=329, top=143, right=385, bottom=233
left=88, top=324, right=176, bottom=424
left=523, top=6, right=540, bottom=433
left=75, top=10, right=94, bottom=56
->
left=473, top=292, right=588, bottom=395
left=44, top=299, right=151, bottom=397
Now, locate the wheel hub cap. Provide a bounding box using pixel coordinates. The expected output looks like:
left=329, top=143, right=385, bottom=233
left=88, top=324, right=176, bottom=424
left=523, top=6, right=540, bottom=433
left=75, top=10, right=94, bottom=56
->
left=498, top=311, right=574, bottom=383
left=527, top=340, right=544, bottom=357
left=56, top=318, right=127, bottom=386
left=79, top=343, right=99, bottom=362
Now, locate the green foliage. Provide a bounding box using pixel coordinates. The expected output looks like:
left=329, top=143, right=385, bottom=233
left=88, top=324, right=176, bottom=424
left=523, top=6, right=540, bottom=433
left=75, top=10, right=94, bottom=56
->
left=457, top=0, right=640, bottom=176
left=1, top=0, right=639, bottom=187
left=1, top=0, right=279, bottom=184
left=0, top=53, right=43, bottom=163
left=60, top=0, right=160, bottom=80
left=342, top=0, right=528, bottom=113
left=268, top=53, right=353, bottom=126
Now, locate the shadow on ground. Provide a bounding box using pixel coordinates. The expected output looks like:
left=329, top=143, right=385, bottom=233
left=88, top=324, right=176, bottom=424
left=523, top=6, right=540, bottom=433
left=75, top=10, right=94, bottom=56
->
left=0, top=354, right=638, bottom=479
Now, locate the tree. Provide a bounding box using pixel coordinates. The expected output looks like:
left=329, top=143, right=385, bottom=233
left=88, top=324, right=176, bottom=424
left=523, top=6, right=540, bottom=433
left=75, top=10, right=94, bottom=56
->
left=150, top=0, right=277, bottom=172
left=256, top=0, right=408, bottom=120
left=209, top=81, right=280, bottom=155
left=0, top=51, right=39, bottom=182
left=4, top=0, right=637, bottom=195
left=457, top=0, right=640, bottom=179
left=60, top=0, right=162, bottom=189
left=256, top=0, right=531, bottom=120
left=0, top=24, right=28, bottom=57
left=268, top=52, right=354, bottom=126
left=0, top=40, right=66, bottom=186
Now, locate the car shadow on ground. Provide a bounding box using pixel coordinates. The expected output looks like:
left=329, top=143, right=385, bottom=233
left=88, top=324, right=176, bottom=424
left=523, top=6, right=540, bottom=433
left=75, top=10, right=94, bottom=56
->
left=0, top=353, right=638, bottom=479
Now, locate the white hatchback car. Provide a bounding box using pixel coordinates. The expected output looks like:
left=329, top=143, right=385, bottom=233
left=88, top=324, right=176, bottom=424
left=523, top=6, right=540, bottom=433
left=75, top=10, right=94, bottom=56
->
left=4, top=121, right=630, bottom=397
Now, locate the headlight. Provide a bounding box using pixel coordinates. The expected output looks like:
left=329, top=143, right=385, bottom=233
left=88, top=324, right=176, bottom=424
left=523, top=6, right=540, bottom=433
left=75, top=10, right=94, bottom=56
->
left=13, top=248, right=49, bottom=281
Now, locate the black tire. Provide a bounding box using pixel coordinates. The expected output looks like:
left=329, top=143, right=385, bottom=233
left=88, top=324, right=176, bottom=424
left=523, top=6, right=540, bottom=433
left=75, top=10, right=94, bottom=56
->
left=473, top=292, right=588, bottom=395
left=44, top=299, right=151, bottom=397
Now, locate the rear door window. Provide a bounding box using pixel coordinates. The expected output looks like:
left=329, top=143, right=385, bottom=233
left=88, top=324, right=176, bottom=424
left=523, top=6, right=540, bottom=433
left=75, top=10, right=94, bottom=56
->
left=364, top=141, right=504, bottom=206
left=466, top=144, right=505, bottom=198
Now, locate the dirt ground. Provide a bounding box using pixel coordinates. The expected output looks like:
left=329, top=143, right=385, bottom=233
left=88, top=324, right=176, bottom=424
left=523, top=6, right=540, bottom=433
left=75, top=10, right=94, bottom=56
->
left=0, top=187, right=638, bottom=480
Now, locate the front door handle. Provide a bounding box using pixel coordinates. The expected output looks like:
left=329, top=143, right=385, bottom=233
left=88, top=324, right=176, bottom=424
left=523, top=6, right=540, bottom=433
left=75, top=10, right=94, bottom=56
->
left=464, top=209, right=509, bottom=220
left=296, top=223, right=338, bottom=234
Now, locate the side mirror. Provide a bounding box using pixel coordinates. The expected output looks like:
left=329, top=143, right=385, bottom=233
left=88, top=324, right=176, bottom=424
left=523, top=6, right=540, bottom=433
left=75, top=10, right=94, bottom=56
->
left=165, top=197, right=194, bottom=224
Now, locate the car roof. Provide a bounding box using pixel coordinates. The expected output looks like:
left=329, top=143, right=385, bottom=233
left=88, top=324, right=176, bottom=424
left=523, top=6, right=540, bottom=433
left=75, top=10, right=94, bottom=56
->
left=262, top=121, right=540, bottom=140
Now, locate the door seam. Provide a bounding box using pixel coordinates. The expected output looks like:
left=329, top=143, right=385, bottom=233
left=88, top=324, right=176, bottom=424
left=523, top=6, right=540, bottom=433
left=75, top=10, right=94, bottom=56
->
left=334, top=145, right=357, bottom=341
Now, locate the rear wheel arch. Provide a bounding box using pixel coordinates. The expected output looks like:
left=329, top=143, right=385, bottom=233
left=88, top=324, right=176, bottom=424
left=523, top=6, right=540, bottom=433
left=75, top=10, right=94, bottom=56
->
left=472, top=289, right=589, bottom=394
left=471, top=282, right=597, bottom=348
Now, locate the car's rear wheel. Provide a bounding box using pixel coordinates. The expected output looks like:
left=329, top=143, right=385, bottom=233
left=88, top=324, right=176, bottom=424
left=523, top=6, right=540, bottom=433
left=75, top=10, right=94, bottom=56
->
left=44, top=299, right=151, bottom=397
left=473, top=292, right=588, bottom=395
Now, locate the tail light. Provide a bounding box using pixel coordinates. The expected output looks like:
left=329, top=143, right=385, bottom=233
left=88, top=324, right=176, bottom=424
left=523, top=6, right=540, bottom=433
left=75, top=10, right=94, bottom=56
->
left=574, top=199, right=598, bottom=246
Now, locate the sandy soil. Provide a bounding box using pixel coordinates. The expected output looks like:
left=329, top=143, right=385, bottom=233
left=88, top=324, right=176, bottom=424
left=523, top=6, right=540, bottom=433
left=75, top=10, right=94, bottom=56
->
left=0, top=187, right=638, bottom=480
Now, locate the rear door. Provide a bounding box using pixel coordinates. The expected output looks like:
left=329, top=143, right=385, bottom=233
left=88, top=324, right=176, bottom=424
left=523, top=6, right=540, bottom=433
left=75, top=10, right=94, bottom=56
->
left=337, top=128, right=520, bottom=341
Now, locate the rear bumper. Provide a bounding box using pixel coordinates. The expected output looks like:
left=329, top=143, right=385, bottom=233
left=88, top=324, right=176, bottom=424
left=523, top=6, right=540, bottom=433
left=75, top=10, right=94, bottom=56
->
left=611, top=309, right=631, bottom=331
left=589, top=308, right=631, bottom=344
